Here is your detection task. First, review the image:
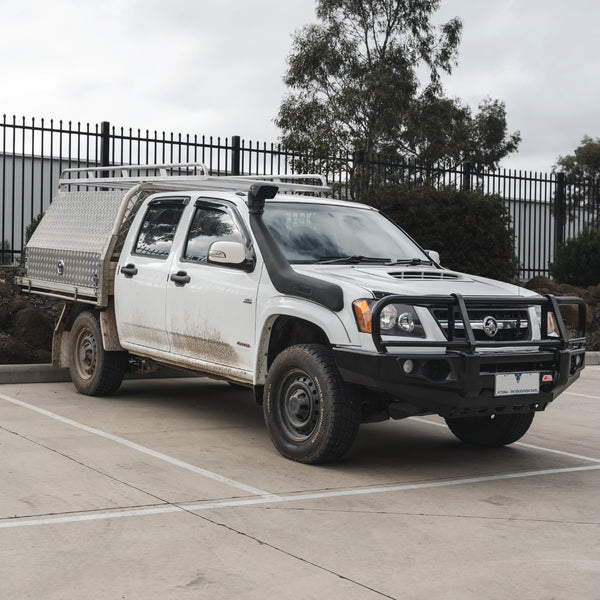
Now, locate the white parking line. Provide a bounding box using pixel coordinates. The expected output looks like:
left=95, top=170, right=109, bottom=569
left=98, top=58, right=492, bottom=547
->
left=565, top=391, right=600, bottom=400
left=2, top=463, right=599, bottom=529
left=409, top=416, right=600, bottom=464
left=514, top=442, right=600, bottom=463
left=2, top=390, right=599, bottom=531
left=0, top=392, right=279, bottom=500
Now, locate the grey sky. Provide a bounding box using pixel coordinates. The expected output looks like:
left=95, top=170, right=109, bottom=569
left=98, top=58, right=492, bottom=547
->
left=0, top=0, right=597, bottom=173
left=436, top=0, right=599, bottom=173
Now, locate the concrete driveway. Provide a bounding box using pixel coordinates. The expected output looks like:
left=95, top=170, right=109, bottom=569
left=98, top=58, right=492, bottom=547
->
left=1, top=367, right=599, bottom=599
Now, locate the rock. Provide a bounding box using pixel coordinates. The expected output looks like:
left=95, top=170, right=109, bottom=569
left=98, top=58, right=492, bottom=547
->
left=13, top=308, right=53, bottom=350
left=586, top=330, right=600, bottom=352
left=557, top=283, right=582, bottom=295
left=586, top=283, right=600, bottom=301
left=557, top=303, right=591, bottom=332
left=7, top=296, right=33, bottom=315
left=0, top=306, right=9, bottom=330
left=0, top=281, right=13, bottom=298
left=525, top=276, right=559, bottom=294
left=586, top=304, right=595, bottom=331
left=0, top=277, right=58, bottom=364
left=0, top=335, right=51, bottom=364
left=554, top=283, right=595, bottom=304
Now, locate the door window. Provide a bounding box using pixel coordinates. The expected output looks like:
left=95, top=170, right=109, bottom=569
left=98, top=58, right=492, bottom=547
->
left=183, top=204, right=245, bottom=262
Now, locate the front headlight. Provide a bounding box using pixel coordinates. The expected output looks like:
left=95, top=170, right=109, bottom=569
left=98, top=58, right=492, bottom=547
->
left=353, top=299, right=426, bottom=337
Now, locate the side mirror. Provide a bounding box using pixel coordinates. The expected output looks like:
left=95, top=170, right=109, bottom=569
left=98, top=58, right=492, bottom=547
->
left=208, top=241, right=247, bottom=266
left=426, top=249, right=440, bottom=265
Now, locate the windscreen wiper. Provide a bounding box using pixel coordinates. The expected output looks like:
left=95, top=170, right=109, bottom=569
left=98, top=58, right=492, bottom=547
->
left=317, top=255, right=391, bottom=264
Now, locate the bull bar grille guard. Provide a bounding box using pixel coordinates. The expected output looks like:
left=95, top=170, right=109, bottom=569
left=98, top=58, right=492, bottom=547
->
left=370, top=293, right=586, bottom=354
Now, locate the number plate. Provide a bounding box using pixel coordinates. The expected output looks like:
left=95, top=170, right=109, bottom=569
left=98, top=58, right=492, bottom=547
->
left=494, top=372, right=540, bottom=397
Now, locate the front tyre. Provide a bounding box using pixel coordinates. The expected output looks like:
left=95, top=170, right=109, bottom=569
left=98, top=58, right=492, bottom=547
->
left=263, top=344, right=360, bottom=464
left=69, top=311, right=128, bottom=396
left=445, top=412, right=535, bottom=447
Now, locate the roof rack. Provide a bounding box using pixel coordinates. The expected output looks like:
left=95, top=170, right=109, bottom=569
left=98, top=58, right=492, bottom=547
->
left=58, top=163, right=330, bottom=195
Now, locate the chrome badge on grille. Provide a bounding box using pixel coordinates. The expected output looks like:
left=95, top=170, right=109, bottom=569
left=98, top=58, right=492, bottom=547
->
left=482, top=315, right=499, bottom=337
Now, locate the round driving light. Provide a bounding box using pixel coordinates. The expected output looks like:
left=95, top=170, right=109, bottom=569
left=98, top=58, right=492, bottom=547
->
left=403, top=359, right=415, bottom=374
left=398, top=312, right=415, bottom=333
left=380, top=304, right=398, bottom=330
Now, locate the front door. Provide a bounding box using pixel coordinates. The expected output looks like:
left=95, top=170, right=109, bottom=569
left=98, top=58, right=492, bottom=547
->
left=166, top=199, right=259, bottom=374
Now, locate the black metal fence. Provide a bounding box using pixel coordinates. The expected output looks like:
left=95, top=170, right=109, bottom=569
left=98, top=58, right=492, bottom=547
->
left=1, top=115, right=599, bottom=279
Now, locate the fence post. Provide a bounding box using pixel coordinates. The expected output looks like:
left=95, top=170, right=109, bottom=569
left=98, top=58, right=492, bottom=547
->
left=352, top=149, right=365, bottom=200
left=231, top=135, right=241, bottom=176
left=554, top=172, right=566, bottom=247
left=461, top=160, right=472, bottom=191
left=100, top=121, right=110, bottom=175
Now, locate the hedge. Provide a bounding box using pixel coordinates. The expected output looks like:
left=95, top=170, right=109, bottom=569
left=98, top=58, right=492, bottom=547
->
left=365, top=185, right=518, bottom=282
left=550, top=227, right=600, bottom=287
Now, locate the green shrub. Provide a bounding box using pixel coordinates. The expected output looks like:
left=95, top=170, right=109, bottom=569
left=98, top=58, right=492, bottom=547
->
left=19, top=212, right=45, bottom=267
left=550, top=227, right=600, bottom=287
left=365, top=185, right=518, bottom=281
left=25, top=213, right=45, bottom=245
left=1, top=240, right=12, bottom=265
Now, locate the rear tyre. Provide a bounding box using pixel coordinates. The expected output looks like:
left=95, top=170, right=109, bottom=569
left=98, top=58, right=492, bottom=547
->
left=445, top=412, right=535, bottom=447
left=69, top=311, right=128, bottom=396
left=263, top=344, right=360, bottom=464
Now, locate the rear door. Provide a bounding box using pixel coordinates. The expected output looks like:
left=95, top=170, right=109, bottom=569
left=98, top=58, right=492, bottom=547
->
left=114, top=197, right=188, bottom=351
left=166, top=198, right=259, bottom=373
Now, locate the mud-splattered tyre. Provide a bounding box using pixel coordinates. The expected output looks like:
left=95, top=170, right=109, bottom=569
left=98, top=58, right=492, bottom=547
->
left=69, top=311, right=128, bottom=396
left=445, top=412, right=535, bottom=447
left=263, top=344, right=360, bottom=464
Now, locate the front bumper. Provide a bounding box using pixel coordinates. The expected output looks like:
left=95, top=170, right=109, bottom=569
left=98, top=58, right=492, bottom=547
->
left=333, top=346, right=585, bottom=418
left=333, top=293, right=586, bottom=418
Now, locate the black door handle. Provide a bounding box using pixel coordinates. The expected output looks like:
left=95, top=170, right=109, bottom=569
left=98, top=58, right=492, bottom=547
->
left=120, top=263, right=138, bottom=278
left=170, top=271, right=191, bottom=286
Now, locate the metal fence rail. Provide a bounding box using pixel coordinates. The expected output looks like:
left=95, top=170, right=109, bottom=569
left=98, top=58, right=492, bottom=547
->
left=1, top=115, right=598, bottom=279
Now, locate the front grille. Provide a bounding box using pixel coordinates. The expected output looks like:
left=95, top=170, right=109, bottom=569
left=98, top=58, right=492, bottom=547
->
left=432, top=307, right=531, bottom=342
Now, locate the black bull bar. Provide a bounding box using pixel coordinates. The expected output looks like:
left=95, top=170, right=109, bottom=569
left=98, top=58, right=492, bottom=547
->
left=333, top=294, right=586, bottom=418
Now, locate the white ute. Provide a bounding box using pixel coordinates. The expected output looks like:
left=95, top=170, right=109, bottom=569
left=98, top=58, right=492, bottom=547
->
left=18, top=164, right=586, bottom=463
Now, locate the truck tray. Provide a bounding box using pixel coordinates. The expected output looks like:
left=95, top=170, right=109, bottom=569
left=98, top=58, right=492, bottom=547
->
left=21, top=190, right=126, bottom=305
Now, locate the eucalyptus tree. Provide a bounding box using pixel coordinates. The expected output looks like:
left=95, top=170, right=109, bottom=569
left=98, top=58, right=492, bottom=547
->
left=276, top=0, right=520, bottom=191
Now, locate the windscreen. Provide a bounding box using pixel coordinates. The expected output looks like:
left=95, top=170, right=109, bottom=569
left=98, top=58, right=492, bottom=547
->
left=262, top=201, right=428, bottom=264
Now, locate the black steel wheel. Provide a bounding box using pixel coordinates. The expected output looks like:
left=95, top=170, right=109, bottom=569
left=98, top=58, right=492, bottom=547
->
left=263, top=344, right=360, bottom=464
left=445, top=412, right=535, bottom=447
left=69, top=311, right=128, bottom=396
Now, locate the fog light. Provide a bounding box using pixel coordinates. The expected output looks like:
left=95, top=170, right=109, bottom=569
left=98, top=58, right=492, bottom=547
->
left=402, top=359, right=415, bottom=374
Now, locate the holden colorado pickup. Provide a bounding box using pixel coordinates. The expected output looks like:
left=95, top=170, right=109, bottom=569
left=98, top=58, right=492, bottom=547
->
left=17, top=164, right=586, bottom=463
